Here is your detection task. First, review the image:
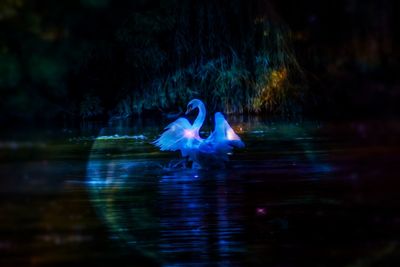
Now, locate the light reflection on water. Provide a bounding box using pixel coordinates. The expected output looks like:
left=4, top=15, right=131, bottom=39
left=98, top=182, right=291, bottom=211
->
left=2, top=119, right=400, bottom=266
left=87, top=159, right=246, bottom=265
left=159, top=170, right=244, bottom=265
left=86, top=120, right=331, bottom=266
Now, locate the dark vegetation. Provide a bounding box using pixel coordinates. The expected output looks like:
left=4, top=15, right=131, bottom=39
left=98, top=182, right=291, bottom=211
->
left=0, top=0, right=398, bottom=124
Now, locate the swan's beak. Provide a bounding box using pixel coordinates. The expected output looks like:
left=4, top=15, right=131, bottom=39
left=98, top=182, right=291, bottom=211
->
left=185, top=107, right=192, bottom=115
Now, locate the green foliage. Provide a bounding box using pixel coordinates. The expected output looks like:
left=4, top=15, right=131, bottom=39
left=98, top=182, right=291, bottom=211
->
left=115, top=1, right=306, bottom=117
left=0, top=0, right=23, bottom=20
left=0, top=0, right=116, bottom=121
left=0, top=53, right=20, bottom=88
left=0, top=0, right=307, bottom=122
left=80, top=0, right=109, bottom=8
left=29, top=54, right=67, bottom=89
left=80, top=94, right=104, bottom=119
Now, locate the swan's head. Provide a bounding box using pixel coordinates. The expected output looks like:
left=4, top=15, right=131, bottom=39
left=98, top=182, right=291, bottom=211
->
left=185, top=99, right=203, bottom=115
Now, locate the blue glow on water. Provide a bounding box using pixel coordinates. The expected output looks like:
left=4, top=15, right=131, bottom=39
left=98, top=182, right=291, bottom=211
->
left=85, top=120, right=335, bottom=266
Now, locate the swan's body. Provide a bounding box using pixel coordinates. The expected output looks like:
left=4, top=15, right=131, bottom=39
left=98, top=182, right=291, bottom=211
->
left=153, top=99, right=244, bottom=168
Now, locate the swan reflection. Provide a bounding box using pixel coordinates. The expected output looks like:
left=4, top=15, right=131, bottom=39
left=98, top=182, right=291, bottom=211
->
left=87, top=158, right=244, bottom=265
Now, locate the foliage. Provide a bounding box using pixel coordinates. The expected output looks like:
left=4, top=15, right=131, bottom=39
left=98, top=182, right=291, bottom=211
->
left=0, top=0, right=307, bottom=122
left=114, top=0, right=306, bottom=117
left=0, top=53, right=20, bottom=88
left=79, top=94, right=103, bottom=119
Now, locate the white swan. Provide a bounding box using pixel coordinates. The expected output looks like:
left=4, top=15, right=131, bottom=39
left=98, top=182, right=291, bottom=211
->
left=153, top=99, right=244, bottom=168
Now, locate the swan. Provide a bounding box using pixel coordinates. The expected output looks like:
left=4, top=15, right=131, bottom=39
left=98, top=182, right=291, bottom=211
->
left=153, top=99, right=244, bottom=168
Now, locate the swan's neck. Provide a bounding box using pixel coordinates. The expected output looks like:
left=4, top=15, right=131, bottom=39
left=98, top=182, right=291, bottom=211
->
left=193, top=102, right=206, bottom=131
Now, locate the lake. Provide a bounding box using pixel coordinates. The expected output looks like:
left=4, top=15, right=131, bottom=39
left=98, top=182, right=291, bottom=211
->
left=1, top=118, right=400, bottom=266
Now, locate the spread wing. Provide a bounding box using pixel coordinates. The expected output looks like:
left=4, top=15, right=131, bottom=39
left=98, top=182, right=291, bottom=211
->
left=153, top=118, right=199, bottom=157
left=205, top=112, right=244, bottom=155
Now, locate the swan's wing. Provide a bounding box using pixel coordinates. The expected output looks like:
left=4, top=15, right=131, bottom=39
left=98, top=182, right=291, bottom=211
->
left=206, top=112, right=244, bottom=153
left=153, top=118, right=198, bottom=157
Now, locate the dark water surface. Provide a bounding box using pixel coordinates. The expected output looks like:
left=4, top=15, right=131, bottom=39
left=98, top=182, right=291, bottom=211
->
left=1, top=119, right=400, bottom=266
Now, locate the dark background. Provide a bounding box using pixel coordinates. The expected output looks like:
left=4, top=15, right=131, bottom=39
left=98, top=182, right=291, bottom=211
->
left=0, top=0, right=398, bottom=125
left=1, top=2, right=400, bottom=266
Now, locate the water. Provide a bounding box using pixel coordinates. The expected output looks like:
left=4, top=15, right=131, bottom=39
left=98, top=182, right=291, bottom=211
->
left=1, top=119, right=400, bottom=266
